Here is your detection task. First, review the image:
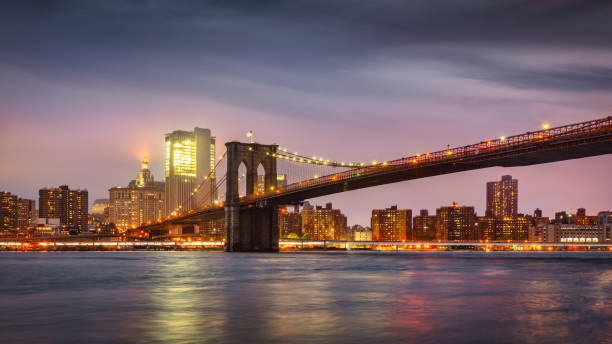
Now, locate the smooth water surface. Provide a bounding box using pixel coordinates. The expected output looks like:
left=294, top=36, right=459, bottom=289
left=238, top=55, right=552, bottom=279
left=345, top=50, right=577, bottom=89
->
left=0, top=251, right=611, bottom=343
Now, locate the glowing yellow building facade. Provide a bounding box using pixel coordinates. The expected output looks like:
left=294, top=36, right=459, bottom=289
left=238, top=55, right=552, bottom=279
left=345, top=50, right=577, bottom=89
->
left=164, top=128, right=215, bottom=216
left=486, top=175, right=518, bottom=218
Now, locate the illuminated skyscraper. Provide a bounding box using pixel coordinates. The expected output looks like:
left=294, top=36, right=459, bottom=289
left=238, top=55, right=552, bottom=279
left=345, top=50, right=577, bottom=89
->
left=436, top=203, right=476, bottom=241
left=486, top=175, right=518, bottom=218
left=371, top=206, right=412, bottom=241
left=39, top=185, right=88, bottom=230
left=109, top=156, right=165, bottom=230
left=165, top=128, right=215, bottom=215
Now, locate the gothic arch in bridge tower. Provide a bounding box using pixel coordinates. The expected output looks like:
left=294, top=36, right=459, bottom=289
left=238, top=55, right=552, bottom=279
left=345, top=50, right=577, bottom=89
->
left=237, top=161, right=247, bottom=198
left=225, top=142, right=278, bottom=203
left=224, top=141, right=280, bottom=252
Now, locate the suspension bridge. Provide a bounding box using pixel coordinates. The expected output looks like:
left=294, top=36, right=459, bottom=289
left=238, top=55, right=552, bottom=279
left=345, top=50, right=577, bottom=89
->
left=135, top=116, right=612, bottom=251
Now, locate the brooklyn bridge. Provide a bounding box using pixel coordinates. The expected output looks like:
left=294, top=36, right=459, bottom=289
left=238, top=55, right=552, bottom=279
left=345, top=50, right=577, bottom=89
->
left=135, top=116, right=612, bottom=251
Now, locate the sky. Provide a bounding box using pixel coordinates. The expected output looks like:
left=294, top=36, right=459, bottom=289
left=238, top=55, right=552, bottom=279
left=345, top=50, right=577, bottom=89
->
left=1, top=0, right=611, bottom=226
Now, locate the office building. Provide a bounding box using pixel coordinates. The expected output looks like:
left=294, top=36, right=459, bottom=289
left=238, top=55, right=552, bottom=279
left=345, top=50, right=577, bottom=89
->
left=16, top=198, right=36, bottom=229
left=413, top=209, right=436, bottom=240
left=574, top=208, right=597, bottom=226
left=371, top=206, right=412, bottom=241
left=34, top=218, right=61, bottom=236
left=436, top=203, right=476, bottom=241
left=165, top=127, right=215, bottom=215
left=279, top=207, right=301, bottom=238
left=301, top=203, right=347, bottom=240
left=541, top=224, right=604, bottom=243
left=39, top=185, right=88, bottom=230
left=476, top=216, right=497, bottom=241
left=597, top=211, right=612, bottom=242
left=0, top=191, right=18, bottom=231
left=354, top=229, right=373, bottom=241
left=109, top=156, right=165, bottom=230
left=486, top=175, right=518, bottom=218
left=477, top=216, right=530, bottom=241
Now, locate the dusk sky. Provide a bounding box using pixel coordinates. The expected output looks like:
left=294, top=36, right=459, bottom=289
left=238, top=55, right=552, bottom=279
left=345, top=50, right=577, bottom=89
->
left=1, top=0, right=611, bottom=225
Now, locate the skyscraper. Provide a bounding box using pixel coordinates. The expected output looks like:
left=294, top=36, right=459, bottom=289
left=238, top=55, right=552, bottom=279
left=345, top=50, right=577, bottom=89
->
left=39, top=185, right=88, bottom=230
left=109, top=156, right=165, bottom=230
left=371, top=205, right=412, bottom=241
left=486, top=175, right=518, bottom=218
left=165, top=128, right=215, bottom=215
left=436, top=203, right=476, bottom=241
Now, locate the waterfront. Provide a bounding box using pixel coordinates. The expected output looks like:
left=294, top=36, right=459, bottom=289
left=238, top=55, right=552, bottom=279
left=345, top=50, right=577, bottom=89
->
left=0, top=251, right=611, bottom=343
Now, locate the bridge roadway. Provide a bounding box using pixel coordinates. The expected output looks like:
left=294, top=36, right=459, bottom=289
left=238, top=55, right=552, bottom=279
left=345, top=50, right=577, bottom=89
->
left=144, top=116, right=612, bottom=229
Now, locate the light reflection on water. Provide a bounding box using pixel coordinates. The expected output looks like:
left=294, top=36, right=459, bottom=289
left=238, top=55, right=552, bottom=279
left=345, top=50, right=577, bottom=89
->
left=0, top=251, right=610, bottom=343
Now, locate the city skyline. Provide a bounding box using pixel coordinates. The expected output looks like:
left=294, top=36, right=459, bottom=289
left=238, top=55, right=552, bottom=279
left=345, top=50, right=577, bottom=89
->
left=3, top=144, right=611, bottom=227
left=2, top=3, right=612, bottom=343
left=2, top=1, right=612, bottom=226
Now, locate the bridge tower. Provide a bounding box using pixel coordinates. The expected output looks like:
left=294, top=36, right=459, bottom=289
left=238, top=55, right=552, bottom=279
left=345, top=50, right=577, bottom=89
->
left=225, top=142, right=279, bottom=252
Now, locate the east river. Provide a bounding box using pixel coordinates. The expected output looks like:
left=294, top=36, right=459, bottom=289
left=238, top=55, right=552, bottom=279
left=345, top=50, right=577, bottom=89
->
left=0, top=251, right=610, bottom=343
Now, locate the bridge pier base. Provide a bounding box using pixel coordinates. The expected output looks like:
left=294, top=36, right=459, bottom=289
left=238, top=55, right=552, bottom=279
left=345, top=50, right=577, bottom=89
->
left=225, top=205, right=279, bottom=252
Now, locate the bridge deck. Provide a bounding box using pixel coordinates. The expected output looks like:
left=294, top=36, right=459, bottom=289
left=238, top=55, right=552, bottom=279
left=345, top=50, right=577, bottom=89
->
left=139, top=116, right=612, bottom=229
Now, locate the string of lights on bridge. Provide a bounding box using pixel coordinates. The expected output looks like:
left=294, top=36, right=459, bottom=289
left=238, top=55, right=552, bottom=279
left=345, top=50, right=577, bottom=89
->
left=165, top=122, right=557, bottom=219
left=139, top=116, right=612, bottom=231
left=275, top=122, right=552, bottom=167
left=269, top=147, right=372, bottom=168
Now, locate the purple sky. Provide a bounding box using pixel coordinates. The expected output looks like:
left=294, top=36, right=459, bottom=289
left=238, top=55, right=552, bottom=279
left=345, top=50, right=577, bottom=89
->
left=1, top=0, right=611, bottom=225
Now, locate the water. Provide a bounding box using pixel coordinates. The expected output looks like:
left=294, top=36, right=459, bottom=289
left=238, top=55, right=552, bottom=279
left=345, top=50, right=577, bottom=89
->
left=0, top=251, right=611, bottom=344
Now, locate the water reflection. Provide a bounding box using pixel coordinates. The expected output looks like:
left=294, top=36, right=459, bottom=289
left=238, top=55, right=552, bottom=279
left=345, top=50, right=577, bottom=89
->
left=0, top=251, right=610, bottom=343
left=147, top=254, right=227, bottom=343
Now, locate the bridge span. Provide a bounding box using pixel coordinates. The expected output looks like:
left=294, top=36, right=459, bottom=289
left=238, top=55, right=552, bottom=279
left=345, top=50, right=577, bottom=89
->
left=136, top=116, right=612, bottom=252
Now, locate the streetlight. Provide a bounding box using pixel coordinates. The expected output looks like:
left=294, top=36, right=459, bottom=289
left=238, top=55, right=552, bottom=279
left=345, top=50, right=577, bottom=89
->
left=246, top=130, right=254, bottom=143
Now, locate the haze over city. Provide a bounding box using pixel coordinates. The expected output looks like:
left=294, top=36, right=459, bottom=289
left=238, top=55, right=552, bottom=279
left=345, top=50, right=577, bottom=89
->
left=2, top=1, right=612, bottom=225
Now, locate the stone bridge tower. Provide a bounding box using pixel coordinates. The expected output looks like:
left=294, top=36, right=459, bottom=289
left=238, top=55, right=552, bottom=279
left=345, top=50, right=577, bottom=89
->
left=225, top=142, right=279, bottom=252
